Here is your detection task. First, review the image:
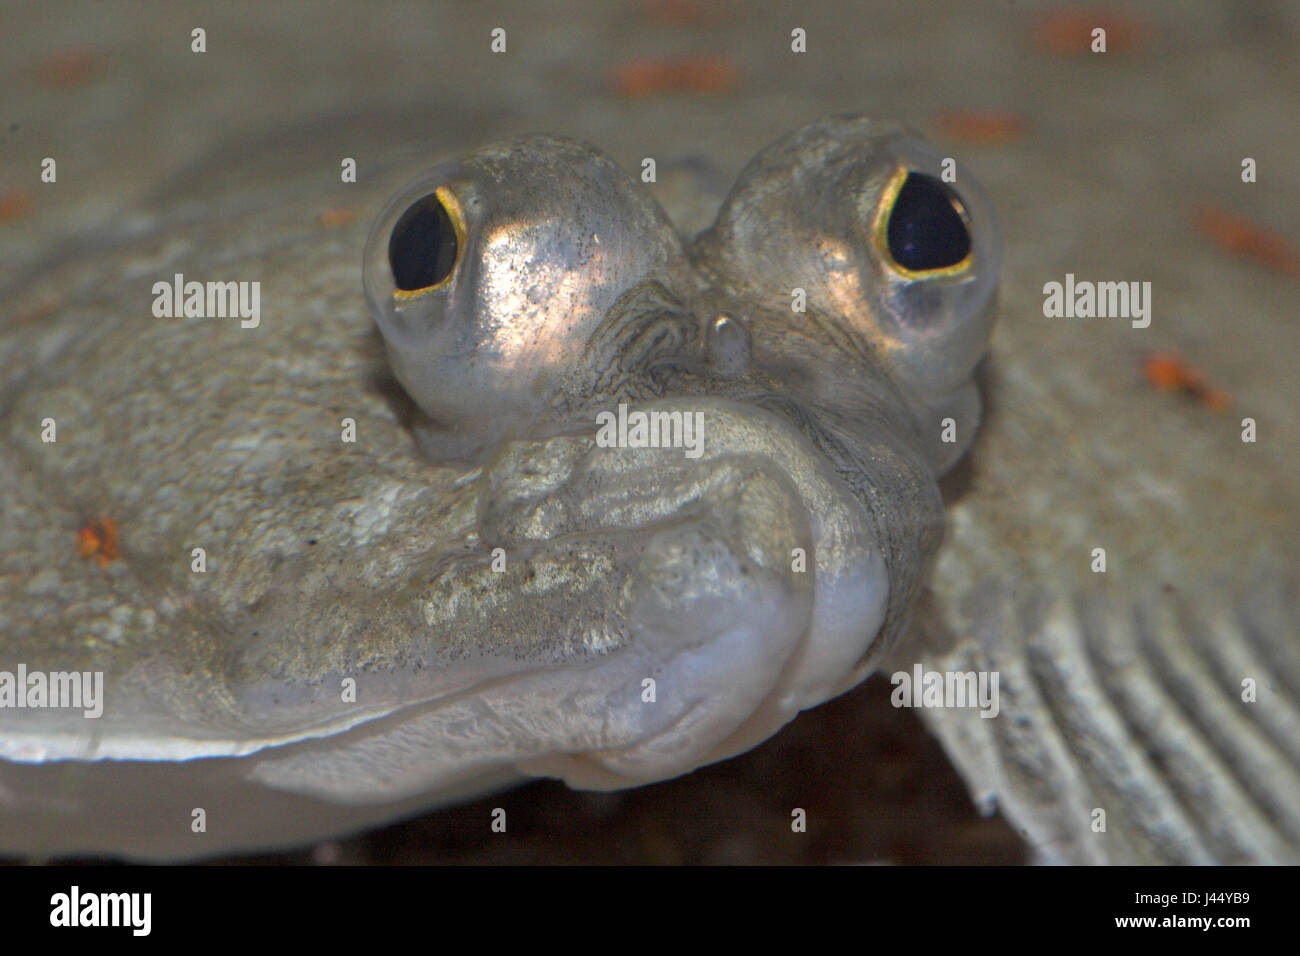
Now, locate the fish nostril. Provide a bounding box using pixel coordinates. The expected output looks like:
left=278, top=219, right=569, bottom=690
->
left=886, top=172, right=972, bottom=273
left=708, top=312, right=751, bottom=377
left=388, top=192, right=459, bottom=292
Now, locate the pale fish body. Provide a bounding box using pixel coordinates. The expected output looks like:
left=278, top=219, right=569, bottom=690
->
left=1, top=110, right=1296, bottom=864
left=0, top=117, right=998, bottom=858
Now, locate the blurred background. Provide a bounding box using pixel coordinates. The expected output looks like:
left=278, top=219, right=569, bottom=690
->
left=3, top=0, right=1297, bottom=863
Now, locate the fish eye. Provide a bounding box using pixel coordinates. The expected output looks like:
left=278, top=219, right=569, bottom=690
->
left=884, top=172, right=972, bottom=274
left=387, top=187, right=462, bottom=293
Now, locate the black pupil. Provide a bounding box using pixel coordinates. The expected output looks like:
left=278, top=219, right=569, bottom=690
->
left=886, top=173, right=972, bottom=272
left=389, top=194, right=458, bottom=291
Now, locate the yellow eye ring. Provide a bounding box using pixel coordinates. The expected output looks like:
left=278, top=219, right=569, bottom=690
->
left=392, top=185, right=468, bottom=302
left=872, top=166, right=974, bottom=281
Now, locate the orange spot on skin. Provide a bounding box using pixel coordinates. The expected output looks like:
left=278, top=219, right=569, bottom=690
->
left=1201, top=389, right=1232, bottom=413
left=642, top=0, right=733, bottom=26
left=34, top=46, right=101, bottom=89
left=0, top=189, right=32, bottom=222
left=1033, top=9, right=1147, bottom=56
left=317, top=207, right=362, bottom=228
left=935, top=111, right=1027, bottom=144
left=613, top=56, right=737, bottom=98
left=1143, top=350, right=1231, bottom=411
left=77, top=518, right=119, bottom=567
left=1194, top=205, right=1300, bottom=278
left=1142, top=352, right=1184, bottom=391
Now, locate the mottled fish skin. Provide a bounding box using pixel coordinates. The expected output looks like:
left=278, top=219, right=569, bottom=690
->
left=915, top=268, right=1300, bottom=862
left=0, top=116, right=999, bottom=858
left=905, top=115, right=1300, bottom=860
left=2, top=96, right=1297, bottom=864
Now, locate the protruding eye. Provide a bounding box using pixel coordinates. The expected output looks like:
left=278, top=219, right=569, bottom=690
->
left=885, top=172, right=972, bottom=273
left=362, top=136, right=690, bottom=460
left=388, top=190, right=460, bottom=292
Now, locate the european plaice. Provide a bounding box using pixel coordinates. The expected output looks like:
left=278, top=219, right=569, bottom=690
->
left=0, top=113, right=1296, bottom=863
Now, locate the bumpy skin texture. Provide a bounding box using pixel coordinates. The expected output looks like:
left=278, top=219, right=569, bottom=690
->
left=0, top=117, right=999, bottom=859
